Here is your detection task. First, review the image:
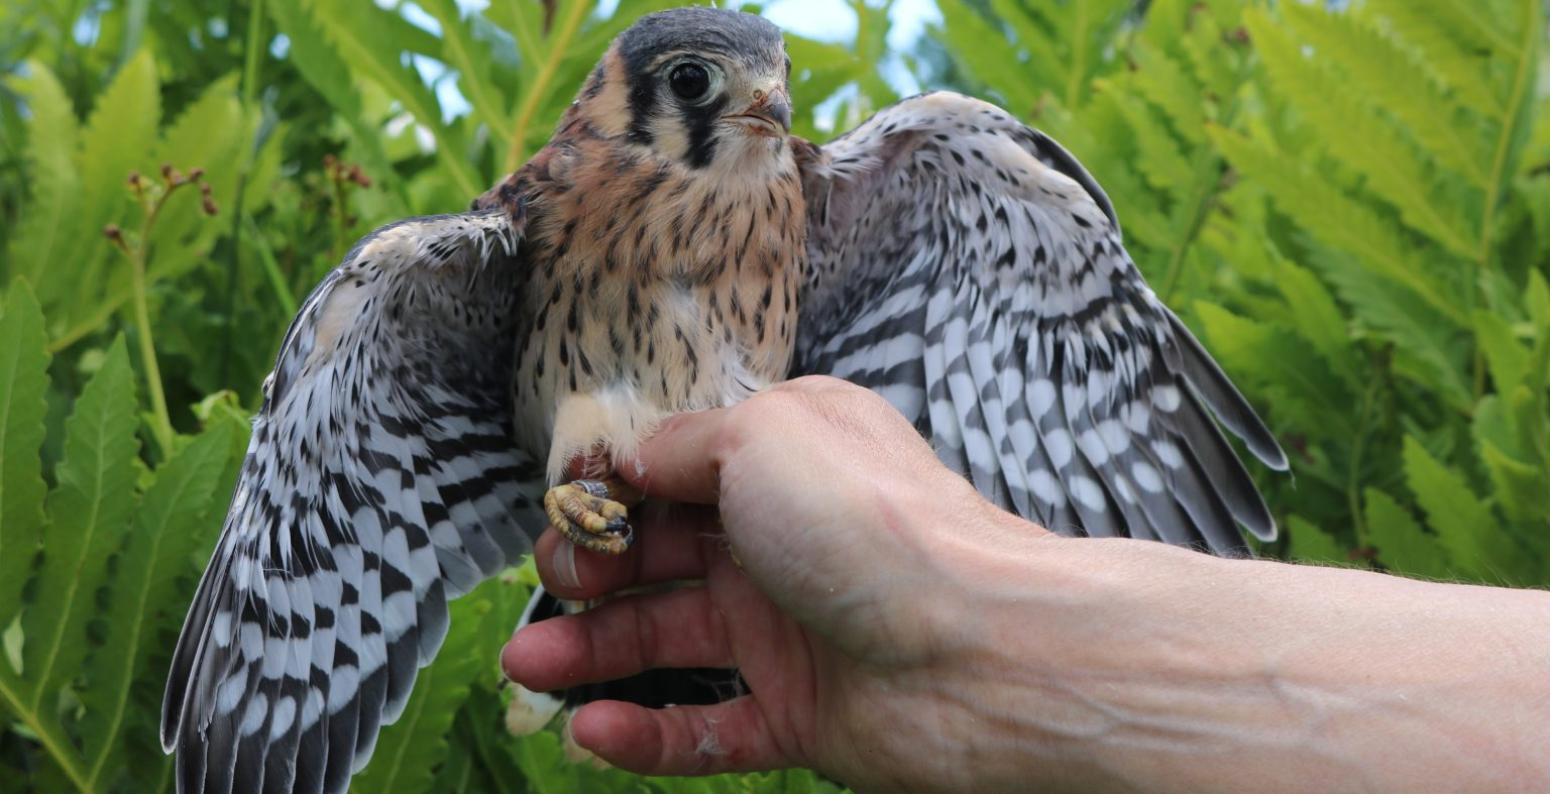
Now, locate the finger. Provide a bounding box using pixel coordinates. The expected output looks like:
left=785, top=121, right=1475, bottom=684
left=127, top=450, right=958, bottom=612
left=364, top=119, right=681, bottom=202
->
left=502, top=586, right=733, bottom=691
left=570, top=697, right=792, bottom=775
left=622, top=408, right=732, bottom=503
left=535, top=503, right=722, bottom=599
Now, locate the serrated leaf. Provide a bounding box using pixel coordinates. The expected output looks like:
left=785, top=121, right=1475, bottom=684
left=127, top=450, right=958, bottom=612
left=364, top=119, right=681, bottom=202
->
left=67, top=51, right=159, bottom=320
left=266, top=0, right=362, bottom=118
left=1474, top=309, right=1530, bottom=393
left=1272, top=261, right=1359, bottom=385
left=1401, top=436, right=1504, bottom=579
left=307, top=0, right=481, bottom=196
left=4, top=62, right=81, bottom=294
left=1105, top=89, right=1191, bottom=193
left=356, top=594, right=493, bottom=794
left=145, top=74, right=248, bottom=280
left=1193, top=301, right=1355, bottom=439
left=1525, top=269, right=1550, bottom=328
left=1209, top=126, right=1468, bottom=327
left=0, top=282, right=51, bottom=631
left=1129, top=42, right=1206, bottom=145
left=1246, top=9, right=1477, bottom=259
left=1177, top=4, right=1235, bottom=100
left=1362, top=488, right=1447, bottom=578
left=1478, top=435, right=1549, bottom=528
left=19, top=338, right=139, bottom=706
left=1366, top=0, right=1498, bottom=115
left=78, top=422, right=234, bottom=788
left=1308, top=250, right=1473, bottom=409
left=507, top=728, right=650, bottom=794
left=932, top=2, right=1040, bottom=112
left=266, top=0, right=400, bottom=200
left=1280, top=2, right=1487, bottom=187
left=420, top=0, right=513, bottom=141
left=1285, top=515, right=1348, bottom=563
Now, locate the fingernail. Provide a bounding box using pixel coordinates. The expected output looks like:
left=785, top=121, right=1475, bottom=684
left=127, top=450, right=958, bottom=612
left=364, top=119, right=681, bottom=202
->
left=552, top=541, right=581, bottom=590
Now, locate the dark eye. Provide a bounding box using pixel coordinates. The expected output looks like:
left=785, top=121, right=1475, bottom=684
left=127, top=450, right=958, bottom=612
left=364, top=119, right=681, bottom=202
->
left=669, top=62, right=710, bottom=102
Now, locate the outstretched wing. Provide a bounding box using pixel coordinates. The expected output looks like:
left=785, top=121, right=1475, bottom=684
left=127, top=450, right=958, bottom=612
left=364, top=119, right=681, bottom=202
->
left=794, top=92, right=1287, bottom=555
left=162, top=210, right=547, bottom=794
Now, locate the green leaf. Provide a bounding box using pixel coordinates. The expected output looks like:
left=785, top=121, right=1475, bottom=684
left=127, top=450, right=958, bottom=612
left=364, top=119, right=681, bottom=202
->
left=0, top=282, right=51, bottom=631
left=1128, top=42, right=1207, bottom=146
left=1478, top=433, right=1549, bottom=528
left=1245, top=9, right=1477, bottom=259
left=1280, top=2, right=1487, bottom=187
left=1285, top=515, right=1348, bottom=564
left=1525, top=269, right=1550, bottom=328
left=1192, top=302, right=1355, bottom=439
left=147, top=74, right=248, bottom=279
left=1271, top=261, right=1359, bottom=386
left=356, top=595, right=493, bottom=794
left=1401, top=436, right=1504, bottom=579
left=266, top=0, right=361, bottom=118
left=4, top=62, right=81, bottom=293
left=508, top=728, right=650, bottom=794
left=307, top=0, right=481, bottom=196
left=1474, top=392, right=1550, bottom=526
left=419, top=0, right=514, bottom=141
left=1366, top=0, right=1499, bottom=115
left=68, top=50, right=160, bottom=319
left=1209, top=125, right=1467, bottom=327
left=1474, top=309, right=1530, bottom=393
left=933, top=2, right=1040, bottom=112
left=1362, top=488, right=1447, bottom=578
left=1310, top=252, right=1473, bottom=409
left=1104, top=89, right=1191, bottom=193
left=79, top=422, right=235, bottom=788
left=266, top=0, right=400, bottom=202
left=20, top=338, right=139, bottom=706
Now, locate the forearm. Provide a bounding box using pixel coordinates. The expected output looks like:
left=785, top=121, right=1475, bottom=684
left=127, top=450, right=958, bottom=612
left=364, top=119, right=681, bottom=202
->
left=928, top=520, right=1550, bottom=792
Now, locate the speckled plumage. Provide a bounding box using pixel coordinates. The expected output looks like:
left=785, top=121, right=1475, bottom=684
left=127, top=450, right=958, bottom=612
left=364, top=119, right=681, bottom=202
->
left=164, top=8, right=1286, bottom=793
left=490, top=49, right=805, bottom=481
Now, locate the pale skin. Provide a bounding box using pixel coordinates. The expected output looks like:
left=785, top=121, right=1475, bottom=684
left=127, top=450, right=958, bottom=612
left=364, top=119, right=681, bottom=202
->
left=502, top=376, right=1550, bottom=793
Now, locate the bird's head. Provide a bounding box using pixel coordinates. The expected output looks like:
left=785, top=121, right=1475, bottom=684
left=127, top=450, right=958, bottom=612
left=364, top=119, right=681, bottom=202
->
left=577, top=7, right=792, bottom=172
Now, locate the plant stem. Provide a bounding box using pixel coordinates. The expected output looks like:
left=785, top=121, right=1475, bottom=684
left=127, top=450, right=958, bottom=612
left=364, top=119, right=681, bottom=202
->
left=129, top=238, right=175, bottom=456
left=49, top=297, right=125, bottom=354
left=1346, top=360, right=1382, bottom=541
left=1470, top=0, right=1541, bottom=398
left=1065, top=0, right=1089, bottom=108
left=1159, top=154, right=1221, bottom=302
left=0, top=674, right=93, bottom=792
left=503, top=0, right=588, bottom=174
left=123, top=194, right=176, bottom=456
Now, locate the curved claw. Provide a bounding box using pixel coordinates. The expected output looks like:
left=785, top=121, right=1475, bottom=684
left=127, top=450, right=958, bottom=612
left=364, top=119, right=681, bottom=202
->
left=545, top=478, right=640, bottom=555
left=556, top=516, right=633, bottom=555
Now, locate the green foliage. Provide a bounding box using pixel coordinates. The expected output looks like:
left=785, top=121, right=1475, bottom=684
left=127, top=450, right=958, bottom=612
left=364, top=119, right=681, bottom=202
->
left=0, top=317, right=245, bottom=791
left=1, top=0, right=1548, bottom=791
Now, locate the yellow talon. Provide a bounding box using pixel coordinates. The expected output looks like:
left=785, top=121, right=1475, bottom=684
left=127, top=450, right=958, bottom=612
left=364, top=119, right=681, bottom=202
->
left=544, top=477, right=643, bottom=555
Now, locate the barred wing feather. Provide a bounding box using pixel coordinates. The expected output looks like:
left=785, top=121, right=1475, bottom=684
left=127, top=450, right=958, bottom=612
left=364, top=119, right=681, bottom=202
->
left=160, top=211, right=547, bottom=794
left=795, top=92, right=1287, bottom=554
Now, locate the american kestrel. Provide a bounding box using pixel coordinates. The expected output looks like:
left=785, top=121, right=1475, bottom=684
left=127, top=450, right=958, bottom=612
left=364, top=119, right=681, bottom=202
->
left=163, top=7, right=1286, bottom=793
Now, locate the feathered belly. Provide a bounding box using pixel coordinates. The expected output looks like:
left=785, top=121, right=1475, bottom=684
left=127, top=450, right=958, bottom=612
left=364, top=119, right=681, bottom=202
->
left=512, top=281, right=797, bottom=485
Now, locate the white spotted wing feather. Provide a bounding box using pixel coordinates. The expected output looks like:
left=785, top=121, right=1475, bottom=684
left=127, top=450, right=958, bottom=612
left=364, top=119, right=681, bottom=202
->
left=161, top=211, right=548, bottom=794
left=796, top=92, right=1287, bottom=554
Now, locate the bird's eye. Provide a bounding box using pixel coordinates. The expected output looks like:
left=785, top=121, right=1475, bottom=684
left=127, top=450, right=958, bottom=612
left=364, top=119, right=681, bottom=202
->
left=669, top=62, right=711, bottom=103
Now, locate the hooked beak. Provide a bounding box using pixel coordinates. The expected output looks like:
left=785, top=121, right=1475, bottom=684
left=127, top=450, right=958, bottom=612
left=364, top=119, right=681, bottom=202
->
left=728, top=90, right=792, bottom=137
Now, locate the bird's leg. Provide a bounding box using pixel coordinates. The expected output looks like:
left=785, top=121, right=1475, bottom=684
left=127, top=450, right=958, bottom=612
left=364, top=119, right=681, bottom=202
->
left=544, top=476, right=644, bottom=555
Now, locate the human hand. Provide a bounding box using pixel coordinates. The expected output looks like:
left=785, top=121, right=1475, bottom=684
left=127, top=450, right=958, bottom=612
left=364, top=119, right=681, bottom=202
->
left=501, top=376, right=1033, bottom=790
left=501, top=376, right=1550, bottom=793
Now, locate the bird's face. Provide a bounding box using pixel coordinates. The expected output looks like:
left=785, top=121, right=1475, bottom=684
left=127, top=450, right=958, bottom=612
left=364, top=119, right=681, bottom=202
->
left=585, top=8, right=793, bottom=172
